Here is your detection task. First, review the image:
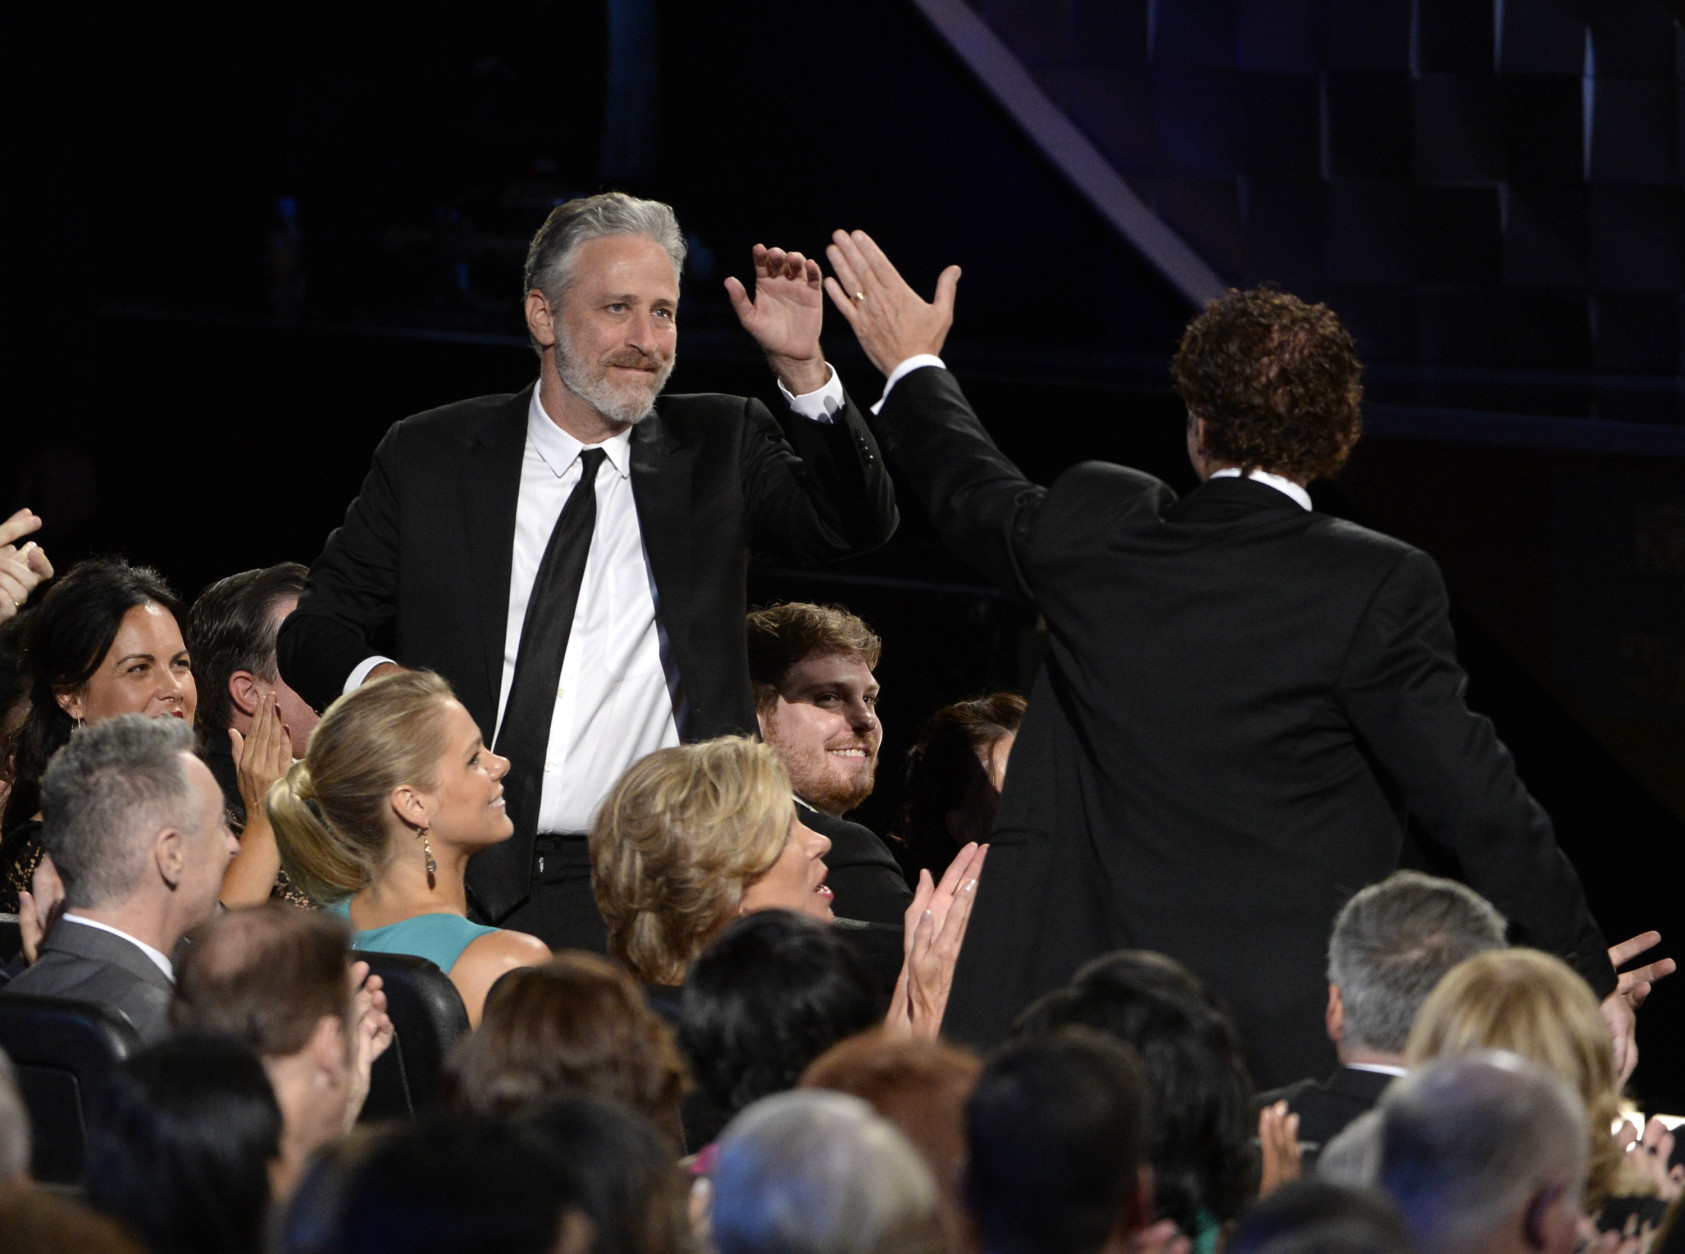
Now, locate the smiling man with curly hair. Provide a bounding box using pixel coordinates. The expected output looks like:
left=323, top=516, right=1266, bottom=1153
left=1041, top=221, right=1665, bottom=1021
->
left=814, top=227, right=1625, bottom=1091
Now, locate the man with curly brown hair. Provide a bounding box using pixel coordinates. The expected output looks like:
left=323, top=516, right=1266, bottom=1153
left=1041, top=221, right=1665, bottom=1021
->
left=818, top=231, right=1621, bottom=1089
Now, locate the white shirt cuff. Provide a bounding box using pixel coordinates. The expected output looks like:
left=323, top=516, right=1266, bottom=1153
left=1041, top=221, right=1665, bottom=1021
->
left=872, top=355, right=947, bottom=415
left=345, top=655, right=397, bottom=695
left=778, top=362, right=843, bottom=423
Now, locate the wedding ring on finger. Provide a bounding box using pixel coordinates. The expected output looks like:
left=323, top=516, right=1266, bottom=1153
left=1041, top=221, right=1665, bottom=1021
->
left=851, top=291, right=866, bottom=302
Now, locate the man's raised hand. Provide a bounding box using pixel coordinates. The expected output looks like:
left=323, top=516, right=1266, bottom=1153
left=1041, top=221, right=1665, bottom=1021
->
left=724, top=244, right=829, bottom=394
left=823, top=229, right=960, bottom=376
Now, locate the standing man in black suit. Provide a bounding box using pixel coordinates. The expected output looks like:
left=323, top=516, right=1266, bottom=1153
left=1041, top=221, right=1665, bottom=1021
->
left=746, top=601, right=912, bottom=926
left=278, top=195, right=897, bottom=951
left=2, top=715, right=237, bottom=1041
left=821, top=230, right=1632, bottom=1087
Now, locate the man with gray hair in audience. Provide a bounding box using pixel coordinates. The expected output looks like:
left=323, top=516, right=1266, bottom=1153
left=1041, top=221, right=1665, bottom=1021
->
left=1258, top=870, right=1507, bottom=1158
left=0, top=715, right=238, bottom=1041
left=1373, top=1051, right=1588, bottom=1254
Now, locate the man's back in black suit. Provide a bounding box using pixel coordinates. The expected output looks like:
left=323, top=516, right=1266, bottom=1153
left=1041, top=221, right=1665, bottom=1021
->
left=820, top=254, right=1615, bottom=1086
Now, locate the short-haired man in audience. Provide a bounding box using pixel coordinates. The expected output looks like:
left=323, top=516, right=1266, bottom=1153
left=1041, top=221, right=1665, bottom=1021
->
left=747, top=602, right=911, bottom=925
left=187, top=562, right=318, bottom=819
left=172, top=904, right=393, bottom=1197
left=1, top=716, right=237, bottom=1041
left=1373, top=1052, right=1588, bottom=1254
left=1257, top=871, right=1507, bottom=1158
left=965, top=1027, right=1163, bottom=1254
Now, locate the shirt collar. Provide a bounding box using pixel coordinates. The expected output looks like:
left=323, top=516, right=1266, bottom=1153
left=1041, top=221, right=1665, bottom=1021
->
left=1209, top=466, right=1312, bottom=511
left=527, top=384, right=633, bottom=481
left=61, top=913, right=175, bottom=981
left=1344, top=1062, right=1407, bottom=1077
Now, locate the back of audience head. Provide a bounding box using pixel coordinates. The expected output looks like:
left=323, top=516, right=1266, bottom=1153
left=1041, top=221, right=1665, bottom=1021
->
left=900, top=692, right=1024, bottom=867
left=1225, top=1179, right=1416, bottom=1254
left=966, top=1027, right=1154, bottom=1254
left=279, top=1111, right=592, bottom=1254
left=172, top=904, right=358, bottom=1188
left=802, top=1030, right=982, bottom=1201
left=1, top=1046, right=29, bottom=1187
left=445, top=951, right=690, bottom=1146
left=1326, top=871, right=1507, bottom=1062
left=1010, top=949, right=1254, bottom=1234
left=0, top=1188, right=147, bottom=1254
left=680, top=909, right=881, bottom=1130
left=746, top=601, right=883, bottom=817
left=1375, top=1051, right=1587, bottom=1254
left=1405, top=948, right=1628, bottom=1208
left=268, top=668, right=458, bottom=904
left=591, top=736, right=815, bottom=985
left=713, top=1089, right=938, bottom=1254
left=87, top=1033, right=282, bottom=1254
left=41, top=713, right=231, bottom=928
left=521, top=1095, right=693, bottom=1254
left=187, top=562, right=318, bottom=746
left=4, top=556, right=189, bottom=832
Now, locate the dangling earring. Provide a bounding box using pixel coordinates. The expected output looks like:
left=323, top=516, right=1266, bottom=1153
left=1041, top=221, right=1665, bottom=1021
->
left=418, top=825, right=437, bottom=890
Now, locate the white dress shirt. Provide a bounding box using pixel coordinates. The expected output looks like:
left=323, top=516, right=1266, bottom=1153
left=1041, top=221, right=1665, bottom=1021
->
left=60, top=913, right=174, bottom=980
left=348, top=368, right=847, bottom=833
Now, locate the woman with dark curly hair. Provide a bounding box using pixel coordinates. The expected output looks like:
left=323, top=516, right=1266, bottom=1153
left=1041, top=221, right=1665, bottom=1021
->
left=1, top=557, right=194, bottom=912
left=1009, top=950, right=1256, bottom=1254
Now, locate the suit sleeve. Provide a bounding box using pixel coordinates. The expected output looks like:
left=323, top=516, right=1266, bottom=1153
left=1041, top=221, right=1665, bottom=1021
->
left=1337, top=549, right=1615, bottom=996
left=277, top=420, right=406, bottom=713
left=741, top=391, right=899, bottom=562
left=871, top=366, right=1047, bottom=598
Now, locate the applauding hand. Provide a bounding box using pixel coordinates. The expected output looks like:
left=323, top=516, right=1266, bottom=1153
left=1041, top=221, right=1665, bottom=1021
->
left=885, top=841, right=988, bottom=1039
left=0, top=507, right=53, bottom=621
left=725, top=244, right=829, bottom=395
left=823, top=229, right=961, bottom=377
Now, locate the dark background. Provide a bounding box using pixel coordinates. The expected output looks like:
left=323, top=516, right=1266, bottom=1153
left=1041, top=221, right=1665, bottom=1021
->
left=5, top=0, right=1682, bottom=1106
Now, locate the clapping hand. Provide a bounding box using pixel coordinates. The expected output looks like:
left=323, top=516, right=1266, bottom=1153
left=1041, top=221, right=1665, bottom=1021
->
left=344, top=959, right=395, bottom=1130
left=725, top=244, right=829, bottom=394
left=885, top=841, right=988, bottom=1039
left=1600, top=931, right=1675, bottom=1085
left=17, top=852, right=66, bottom=965
left=0, top=507, right=53, bottom=621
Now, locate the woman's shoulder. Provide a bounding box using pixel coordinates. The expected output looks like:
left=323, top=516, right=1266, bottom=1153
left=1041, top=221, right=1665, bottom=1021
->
left=455, top=927, right=551, bottom=971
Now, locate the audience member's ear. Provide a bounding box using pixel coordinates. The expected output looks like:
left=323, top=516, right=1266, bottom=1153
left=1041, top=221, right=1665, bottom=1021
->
left=155, top=826, right=186, bottom=889
left=229, top=671, right=263, bottom=721
left=54, top=685, right=85, bottom=723
left=1522, top=1180, right=1569, bottom=1252
left=389, top=784, right=429, bottom=832
left=550, top=1208, right=596, bottom=1254
left=1326, top=984, right=1346, bottom=1047
left=307, top=1015, right=350, bottom=1080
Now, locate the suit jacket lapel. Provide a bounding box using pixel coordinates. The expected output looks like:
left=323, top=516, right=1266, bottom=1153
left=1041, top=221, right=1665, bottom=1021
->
left=629, top=411, right=694, bottom=735
left=46, top=920, right=174, bottom=994
left=461, top=388, right=533, bottom=714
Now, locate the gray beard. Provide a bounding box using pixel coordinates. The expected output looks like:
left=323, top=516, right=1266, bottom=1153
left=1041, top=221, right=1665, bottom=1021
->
left=554, top=338, right=675, bottom=429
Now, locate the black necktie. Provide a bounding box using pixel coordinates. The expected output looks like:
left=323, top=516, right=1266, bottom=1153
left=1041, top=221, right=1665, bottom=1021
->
left=495, top=447, right=608, bottom=836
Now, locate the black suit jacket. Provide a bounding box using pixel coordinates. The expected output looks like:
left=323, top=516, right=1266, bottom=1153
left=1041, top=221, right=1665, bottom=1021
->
left=874, top=367, right=1613, bottom=1087
left=1, top=919, right=175, bottom=1042
left=278, top=384, right=896, bottom=920
left=796, top=801, right=912, bottom=927
left=1257, top=1065, right=1397, bottom=1158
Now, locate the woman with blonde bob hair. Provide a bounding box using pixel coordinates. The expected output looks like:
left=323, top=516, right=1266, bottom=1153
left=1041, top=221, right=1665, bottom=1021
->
left=591, top=735, right=986, bottom=1035
left=269, top=670, right=549, bottom=1024
left=1406, top=948, right=1657, bottom=1214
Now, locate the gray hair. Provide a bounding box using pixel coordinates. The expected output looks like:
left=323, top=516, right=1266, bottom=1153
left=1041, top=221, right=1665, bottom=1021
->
left=712, top=1090, right=937, bottom=1254
left=0, top=1047, right=28, bottom=1182
left=1375, top=1051, right=1587, bottom=1254
left=40, top=714, right=198, bottom=909
left=1327, top=872, right=1507, bottom=1053
left=524, top=191, right=686, bottom=305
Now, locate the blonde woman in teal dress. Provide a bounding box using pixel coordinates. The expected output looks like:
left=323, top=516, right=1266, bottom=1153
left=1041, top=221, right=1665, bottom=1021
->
left=269, top=670, right=549, bottom=1025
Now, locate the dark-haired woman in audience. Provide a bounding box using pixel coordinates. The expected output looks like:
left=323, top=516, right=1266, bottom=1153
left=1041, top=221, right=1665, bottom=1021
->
left=269, top=669, right=550, bottom=1025
left=590, top=735, right=986, bottom=1037
left=445, top=951, right=691, bottom=1148
left=898, top=692, right=1023, bottom=879
left=1, top=557, right=194, bottom=914
left=1012, top=950, right=1257, bottom=1254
